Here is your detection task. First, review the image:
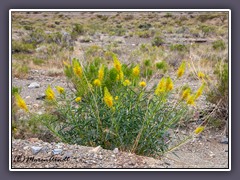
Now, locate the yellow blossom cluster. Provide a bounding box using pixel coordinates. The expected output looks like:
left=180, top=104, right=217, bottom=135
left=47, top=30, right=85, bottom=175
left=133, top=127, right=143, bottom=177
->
left=45, top=86, right=55, bottom=101
left=14, top=93, right=28, bottom=112
left=104, top=87, right=113, bottom=108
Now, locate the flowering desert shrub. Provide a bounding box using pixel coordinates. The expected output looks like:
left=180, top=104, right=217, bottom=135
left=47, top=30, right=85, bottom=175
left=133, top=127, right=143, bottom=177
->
left=14, top=57, right=206, bottom=157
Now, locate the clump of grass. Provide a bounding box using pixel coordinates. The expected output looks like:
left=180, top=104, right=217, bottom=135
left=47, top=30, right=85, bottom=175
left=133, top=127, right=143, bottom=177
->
left=212, top=40, right=226, bottom=50
left=151, top=36, right=164, bottom=47
left=12, top=41, right=35, bottom=53
left=156, top=61, right=168, bottom=73
left=136, top=30, right=152, bottom=38
left=15, top=58, right=206, bottom=157
left=32, top=58, right=45, bottom=65
left=170, top=44, right=188, bottom=52
left=206, top=61, right=228, bottom=127
left=198, top=24, right=215, bottom=37
left=12, top=63, right=29, bottom=78
left=71, top=23, right=84, bottom=40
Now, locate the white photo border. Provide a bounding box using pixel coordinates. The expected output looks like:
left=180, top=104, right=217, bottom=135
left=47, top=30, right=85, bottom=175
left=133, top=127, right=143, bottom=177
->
left=9, top=9, right=231, bottom=171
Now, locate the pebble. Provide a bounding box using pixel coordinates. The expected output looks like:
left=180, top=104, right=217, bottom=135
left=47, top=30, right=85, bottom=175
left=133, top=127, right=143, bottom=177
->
left=28, top=82, right=40, bottom=88
left=41, top=146, right=49, bottom=153
left=63, top=151, right=73, bottom=158
left=36, top=93, right=46, bottom=100
left=113, top=148, right=119, bottom=154
left=33, top=104, right=39, bottom=108
left=31, top=146, right=42, bottom=155
left=90, top=146, right=102, bottom=153
left=220, top=137, right=228, bottom=144
left=52, top=149, right=63, bottom=155
left=209, top=152, right=216, bottom=158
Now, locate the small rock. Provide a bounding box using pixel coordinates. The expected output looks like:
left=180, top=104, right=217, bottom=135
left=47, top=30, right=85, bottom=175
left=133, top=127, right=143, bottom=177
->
left=27, top=77, right=34, bottom=80
left=52, top=149, right=63, bottom=155
left=220, top=137, right=228, bottom=144
left=113, top=148, right=119, bottom=154
left=25, top=96, right=31, bottom=99
left=33, top=104, right=39, bottom=108
left=41, top=146, right=49, bottom=153
left=209, top=152, right=216, bottom=158
left=36, top=93, right=46, bottom=100
left=31, top=146, right=42, bottom=155
left=63, top=151, right=73, bottom=158
left=90, top=146, right=102, bottom=153
left=28, top=82, right=40, bottom=88
left=56, top=143, right=64, bottom=149
left=23, top=146, right=29, bottom=150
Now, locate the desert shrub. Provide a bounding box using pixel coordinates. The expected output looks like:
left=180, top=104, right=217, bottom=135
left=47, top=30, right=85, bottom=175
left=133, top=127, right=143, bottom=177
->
left=96, top=14, right=109, bottom=21
left=46, top=32, right=62, bottom=45
left=170, top=44, right=188, bottom=52
left=152, top=36, right=164, bottom=47
left=137, top=30, right=152, bottom=38
left=71, top=23, right=84, bottom=40
left=212, top=40, right=226, bottom=50
left=109, top=26, right=126, bottom=36
left=12, top=63, right=29, bottom=78
left=197, top=14, right=219, bottom=22
left=144, top=59, right=151, bottom=67
left=156, top=61, right=168, bottom=73
left=206, top=62, right=228, bottom=123
left=198, top=25, right=215, bottom=37
left=138, top=23, right=152, bottom=30
left=29, top=28, right=46, bottom=44
left=164, top=12, right=173, bottom=18
left=12, top=41, right=35, bottom=53
left=32, top=58, right=45, bottom=65
left=16, top=58, right=206, bottom=157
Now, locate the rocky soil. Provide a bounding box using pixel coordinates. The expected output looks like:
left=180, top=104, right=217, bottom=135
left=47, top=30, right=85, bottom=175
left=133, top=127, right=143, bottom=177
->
left=12, top=131, right=228, bottom=169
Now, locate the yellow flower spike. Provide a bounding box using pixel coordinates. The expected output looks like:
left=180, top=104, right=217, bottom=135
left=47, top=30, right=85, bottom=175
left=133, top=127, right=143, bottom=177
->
left=194, top=126, right=204, bottom=134
left=93, top=79, right=101, bottom=87
left=75, top=97, right=82, bottom=102
left=123, top=79, right=131, bottom=86
left=198, top=72, right=205, bottom=79
left=194, top=83, right=205, bottom=100
left=104, top=87, right=113, bottom=108
left=132, top=65, right=140, bottom=77
left=14, top=93, right=29, bottom=112
left=155, top=78, right=166, bottom=96
left=177, top=61, right=186, bottom=78
left=165, top=77, right=174, bottom=91
left=116, top=70, right=124, bottom=81
left=72, top=59, right=83, bottom=78
left=186, top=94, right=195, bottom=106
left=113, top=56, right=122, bottom=72
left=45, top=86, right=55, bottom=101
left=13, top=128, right=17, bottom=133
left=98, top=65, right=105, bottom=82
left=139, top=81, right=146, bottom=88
left=56, top=86, right=65, bottom=94
left=181, top=88, right=191, bottom=100
left=115, top=96, right=119, bottom=100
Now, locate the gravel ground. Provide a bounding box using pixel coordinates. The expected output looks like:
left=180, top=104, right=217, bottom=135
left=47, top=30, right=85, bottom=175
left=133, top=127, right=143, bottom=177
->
left=12, top=138, right=166, bottom=169
left=11, top=132, right=228, bottom=169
